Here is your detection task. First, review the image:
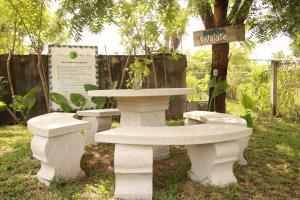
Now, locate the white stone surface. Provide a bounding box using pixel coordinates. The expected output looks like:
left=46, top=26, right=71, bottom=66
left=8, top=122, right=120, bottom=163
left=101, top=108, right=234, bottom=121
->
left=95, top=124, right=252, bottom=145
left=28, top=115, right=90, bottom=138
left=77, top=109, right=120, bottom=144
left=88, top=88, right=195, bottom=97
left=96, top=124, right=251, bottom=199
left=77, top=108, right=120, bottom=117
left=28, top=113, right=90, bottom=184
left=117, top=96, right=170, bottom=160
left=184, top=111, right=250, bottom=165
left=88, top=88, right=196, bottom=160
left=187, top=140, right=239, bottom=186
left=114, top=144, right=153, bottom=200
left=183, top=111, right=247, bottom=126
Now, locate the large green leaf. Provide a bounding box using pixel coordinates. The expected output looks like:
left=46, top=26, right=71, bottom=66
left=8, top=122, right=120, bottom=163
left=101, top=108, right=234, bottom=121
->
left=10, top=101, right=25, bottom=111
left=60, top=102, right=73, bottom=112
left=0, top=101, right=7, bottom=112
left=84, top=84, right=99, bottom=92
left=49, top=92, right=68, bottom=104
left=209, top=77, right=229, bottom=98
left=91, top=97, right=105, bottom=109
left=22, top=87, right=39, bottom=111
left=70, top=93, right=86, bottom=108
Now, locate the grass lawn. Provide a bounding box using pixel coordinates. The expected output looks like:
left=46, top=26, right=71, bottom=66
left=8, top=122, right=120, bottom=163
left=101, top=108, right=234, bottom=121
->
left=1, top=109, right=300, bottom=199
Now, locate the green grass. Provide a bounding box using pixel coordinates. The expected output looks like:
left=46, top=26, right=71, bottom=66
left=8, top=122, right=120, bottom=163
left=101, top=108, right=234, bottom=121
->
left=1, top=116, right=300, bottom=199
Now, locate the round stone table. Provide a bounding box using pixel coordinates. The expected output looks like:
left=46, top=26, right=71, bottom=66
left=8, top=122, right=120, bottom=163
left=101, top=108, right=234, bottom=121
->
left=88, top=88, right=196, bottom=160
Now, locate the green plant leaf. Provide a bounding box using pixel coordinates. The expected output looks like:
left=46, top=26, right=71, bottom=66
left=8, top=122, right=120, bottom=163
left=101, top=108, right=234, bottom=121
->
left=60, top=102, right=73, bottom=112
left=109, top=81, right=118, bottom=89
left=22, top=87, right=39, bottom=111
left=49, top=92, right=68, bottom=105
left=241, top=113, right=254, bottom=128
left=10, top=101, right=25, bottom=111
left=0, top=101, right=7, bottom=112
left=84, top=84, right=99, bottom=92
left=143, top=58, right=152, bottom=65
left=13, top=95, right=23, bottom=102
left=70, top=93, right=86, bottom=108
left=241, top=94, right=254, bottom=110
left=91, top=97, right=105, bottom=109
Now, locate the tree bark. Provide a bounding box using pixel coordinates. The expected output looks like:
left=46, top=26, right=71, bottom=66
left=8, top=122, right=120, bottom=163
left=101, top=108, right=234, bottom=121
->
left=37, top=50, right=50, bottom=112
left=209, top=43, right=229, bottom=112
left=6, top=51, right=15, bottom=98
left=207, top=0, right=229, bottom=113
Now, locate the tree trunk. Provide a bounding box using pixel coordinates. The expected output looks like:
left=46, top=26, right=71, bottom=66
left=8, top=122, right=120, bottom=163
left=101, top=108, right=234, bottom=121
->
left=207, top=0, right=229, bottom=113
left=6, top=51, right=15, bottom=98
left=119, top=52, right=132, bottom=89
left=208, top=43, right=229, bottom=113
left=37, top=50, right=50, bottom=112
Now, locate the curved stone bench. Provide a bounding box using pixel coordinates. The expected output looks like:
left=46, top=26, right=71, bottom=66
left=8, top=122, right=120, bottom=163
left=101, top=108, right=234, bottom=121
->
left=184, top=111, right=250, bottom=165
left=95, top=124, right=252, bottom=200
left=77, top=108, right=120, bottom=144
left=28, top=113, right=90, bottom=185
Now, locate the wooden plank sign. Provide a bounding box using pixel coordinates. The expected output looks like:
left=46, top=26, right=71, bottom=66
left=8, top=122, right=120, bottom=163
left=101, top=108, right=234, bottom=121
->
left=193, top=24, right=245, bottom=46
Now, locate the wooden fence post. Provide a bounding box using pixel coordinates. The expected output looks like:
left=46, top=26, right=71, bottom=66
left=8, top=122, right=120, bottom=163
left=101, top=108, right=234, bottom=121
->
left=271, top=60, right=279, bottom=116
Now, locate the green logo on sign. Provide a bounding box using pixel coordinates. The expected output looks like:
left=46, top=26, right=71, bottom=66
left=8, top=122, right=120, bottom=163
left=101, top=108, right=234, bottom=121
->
left=69, top=51, right=78, bottom=59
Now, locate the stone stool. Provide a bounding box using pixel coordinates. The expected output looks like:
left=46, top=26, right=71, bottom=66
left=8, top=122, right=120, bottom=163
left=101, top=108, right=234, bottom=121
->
left=184, top=111, right=250, bottom=165
left=28, top=113, right=90, bottom=185
left=77, top=108, right=120, bottom=145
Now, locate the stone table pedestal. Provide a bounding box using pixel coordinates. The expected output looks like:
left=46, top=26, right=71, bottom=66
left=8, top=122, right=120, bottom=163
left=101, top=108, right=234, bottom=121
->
left=88, top=88, right=195, bottom=160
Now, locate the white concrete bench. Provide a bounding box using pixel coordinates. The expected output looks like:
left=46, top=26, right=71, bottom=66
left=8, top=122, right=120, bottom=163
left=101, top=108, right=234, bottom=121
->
left=184, top=111, right=250, bottom=165
left=77, top=108, right=120, bottom=144
left=28, top=113, right=90, bottom=185
left=95, top=124, right=252, bottom=200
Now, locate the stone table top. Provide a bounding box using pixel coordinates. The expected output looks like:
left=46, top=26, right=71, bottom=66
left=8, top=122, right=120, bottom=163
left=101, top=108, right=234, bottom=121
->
left=87, top=88, right=196, bottom=97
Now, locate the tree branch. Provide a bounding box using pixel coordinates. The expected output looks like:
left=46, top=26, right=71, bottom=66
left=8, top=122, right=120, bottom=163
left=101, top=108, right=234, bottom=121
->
left=232, top=0, right=254, bottom=25
left=227, top=0, right=242, bottom=24
left=188, top=0, right=214, bottom=29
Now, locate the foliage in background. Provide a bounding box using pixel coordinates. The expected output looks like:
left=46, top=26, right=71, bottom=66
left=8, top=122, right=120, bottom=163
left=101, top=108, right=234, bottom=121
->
left=248, top=0, right=300, bottom=56
left=49, top=82, right=117, bottom=112
left=57, top=0, right=114, bottom=41
left=9, top=87, right=39, bottom=122
left=208, top=77, right=229, bottom=111
left=0, top=76, right=38, bottom=123
left=125, top=58, right=151, bottom=89
left=187, top=45, right=300, bottom=119
left=240, top=94, right=255, bottom=127
left=186, top=74, right=209, bottom=102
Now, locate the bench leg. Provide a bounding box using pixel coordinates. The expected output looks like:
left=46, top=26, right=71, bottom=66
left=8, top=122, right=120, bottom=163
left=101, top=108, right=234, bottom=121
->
left=31, top=132, right=86, bottom=185
left=81, top=116, right=112, bottom=145
left=187, top=140, right=239, bottom=186
left=238, top=136, right=249, bottom=165
left=114, top=144, right=153, bottom=200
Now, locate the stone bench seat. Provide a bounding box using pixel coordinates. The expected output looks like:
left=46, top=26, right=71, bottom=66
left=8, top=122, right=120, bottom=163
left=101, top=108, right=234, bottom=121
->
left=95, top=124, right=252, bottom=200
left=28, top=113, right=90, bottom=185
left=77, top=108, right=120, bottom=144
left=95, top=124, right=250, bottom=145
left=183, top=111, right=250, bottom=165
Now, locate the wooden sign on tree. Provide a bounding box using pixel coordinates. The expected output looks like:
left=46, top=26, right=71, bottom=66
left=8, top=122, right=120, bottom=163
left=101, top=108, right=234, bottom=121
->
left=193, top=24, right=245, bottom=46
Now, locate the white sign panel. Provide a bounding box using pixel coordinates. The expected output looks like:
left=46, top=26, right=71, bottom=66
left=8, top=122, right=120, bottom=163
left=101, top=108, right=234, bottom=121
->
left=49, top=45, right=98, bottom=111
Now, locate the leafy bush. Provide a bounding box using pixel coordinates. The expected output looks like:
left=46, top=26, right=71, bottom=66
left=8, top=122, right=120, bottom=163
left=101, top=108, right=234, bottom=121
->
left=0, top=79, right=39, bottom=123
left=50, top=82, right=117, bottom=112
left=186, top=74, right=209, bottom=102
left=240, top=94, right=255, bottom=127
